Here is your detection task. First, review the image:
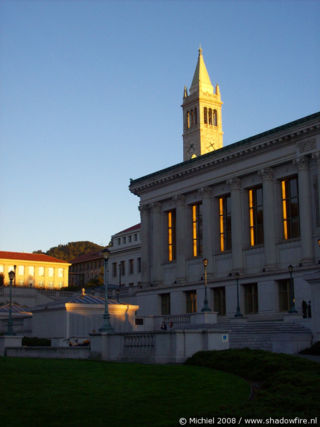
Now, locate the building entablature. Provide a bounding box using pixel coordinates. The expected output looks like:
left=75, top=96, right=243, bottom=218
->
left=130, top=112, right=320, bottom=197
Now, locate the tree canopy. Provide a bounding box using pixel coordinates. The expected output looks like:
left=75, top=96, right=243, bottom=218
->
left=33, top=241, right=105, bottom=262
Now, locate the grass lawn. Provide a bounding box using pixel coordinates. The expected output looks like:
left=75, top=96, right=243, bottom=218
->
left=0, top=357, right=249, bottom=427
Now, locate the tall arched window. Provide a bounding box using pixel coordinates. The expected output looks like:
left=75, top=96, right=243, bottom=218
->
left=213, top=110, right=218, bottom=126
left=186, top=111, right=190, bottom=129
left=191, top=110, right=194, bottom=126
left=209, top=108, right=213, bottom=125
left=204, top=107, right=208, bottom=124
left=194, top=108, right=198, bottom=125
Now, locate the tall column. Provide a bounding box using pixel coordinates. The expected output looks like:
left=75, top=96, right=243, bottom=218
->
left=151, top=202, right=162, bottom=285
left=261, top=168, right=277, bottom=270
left=175, top=195, right=187, bottom=284
left=200, top=187, right=214, bottom=279
left=230, top=178, right=243, bottom=272
left=297, top=156, right=313, bottom=264
left=312, top=152, right=320, bottom=225
left=139, top=203, right=151, bottom=287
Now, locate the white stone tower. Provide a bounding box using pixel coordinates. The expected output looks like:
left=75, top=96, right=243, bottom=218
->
left=182, top=48, right=223, bottom=161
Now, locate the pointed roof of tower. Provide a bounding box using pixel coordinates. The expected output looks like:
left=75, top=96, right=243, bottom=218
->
left=189, top=47, right=214, bottom=95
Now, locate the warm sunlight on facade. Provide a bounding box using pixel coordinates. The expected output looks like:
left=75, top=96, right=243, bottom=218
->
left=0, top=251, right=70, bottom=289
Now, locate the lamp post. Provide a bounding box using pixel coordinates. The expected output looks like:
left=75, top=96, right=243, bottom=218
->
left=201, top=258, right=211, bottom=312
left=234, top=272, right=243, bottom=318
left=288, top=264, right=297, bottom=314
left=99, top=250, right=113, bottom=333
left=6, top=270, right=15, bottom=335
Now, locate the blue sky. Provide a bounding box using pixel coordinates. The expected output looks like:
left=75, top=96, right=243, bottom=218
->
left=1, top=0, right=319, bottom=253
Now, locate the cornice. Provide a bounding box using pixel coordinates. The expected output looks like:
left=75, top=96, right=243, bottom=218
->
left=129, top=112, right=320, bottom=196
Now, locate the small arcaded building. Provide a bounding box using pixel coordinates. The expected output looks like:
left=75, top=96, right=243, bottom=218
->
left=0, top=251, right=70, bottom=289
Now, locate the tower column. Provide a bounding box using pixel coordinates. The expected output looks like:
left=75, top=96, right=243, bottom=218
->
left=151, top=202, right=162, bottom=285
left=175, top=195, right=187, bottom=284
left=261, top=168, right=277, bottom=270
left=297, top=156, right=313, bottom=264
left=200, top=187, right=214, bottom=278
left=230, top=178, right=243, bottom=272
left=139, top=203, right=151, bottom=287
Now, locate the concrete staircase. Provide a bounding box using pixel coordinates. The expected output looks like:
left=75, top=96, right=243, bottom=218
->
left=211, top=319, right=313, bottom=353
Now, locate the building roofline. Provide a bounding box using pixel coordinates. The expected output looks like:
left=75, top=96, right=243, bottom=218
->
left=129, top=111, right=320, bottom=190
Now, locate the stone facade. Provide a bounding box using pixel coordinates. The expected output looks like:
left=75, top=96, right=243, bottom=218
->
left=107, top=224, right=141, bottom=291
left=0, top=251, right=70, bottom=289
left=129, top=51, right=320, bottom=344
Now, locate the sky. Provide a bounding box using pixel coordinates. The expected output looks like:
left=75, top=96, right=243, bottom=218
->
left=0, top=0, right=319, bottom=253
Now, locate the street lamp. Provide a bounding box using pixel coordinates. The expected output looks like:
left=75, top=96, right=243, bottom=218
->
left=288, top=264, right=297, bottom=314
left=6, top=270, right=16, bottom=335
left=201, top=258, right=211, bottom=312
left=99, top=250, right=113, bottom=333
left=234, top=272, right=243, bottom=318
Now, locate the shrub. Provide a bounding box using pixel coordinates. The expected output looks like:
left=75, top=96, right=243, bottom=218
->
left=186, top=349, right=320, bottom=417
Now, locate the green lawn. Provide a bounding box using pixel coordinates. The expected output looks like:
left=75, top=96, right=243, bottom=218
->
left=0, top=357, right=249, bottom=427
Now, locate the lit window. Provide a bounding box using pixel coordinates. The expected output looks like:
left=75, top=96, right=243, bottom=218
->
left=38, top=267, right=44, bottom=276
left=28, top=266, right=34, bottom=277
left=18, top=266, right=24, bottom=276
left=248, top=187, right=264, bottom=246
left=48, top=268, right=54, bottom=277
left=187, top=111, right=190, bottom=129
left=281, top=176, right=300, bottom=240
left=58, top=268, right=63, bottom=278
left=192, top=203, right=202, bottom=257
left=167, top=210, right=176, bottom=262
left=219, top=195, right=231, bottom=251
left=186, top=290, right=197, bottom=313
left=161, top=293, right=171, bottom=315
left=204, top=107, right=207, bottom=124
left=0, top=265, right=3, bottom=273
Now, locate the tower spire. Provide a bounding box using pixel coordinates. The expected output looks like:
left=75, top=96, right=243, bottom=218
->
left=189, top=47, right=213, bottom=95
left=182, top=48, right=223, bottom=161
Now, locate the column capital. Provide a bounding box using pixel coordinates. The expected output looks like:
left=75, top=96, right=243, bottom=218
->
left=151, top=201, right=162, bottom=212
left=259, top=167, right=274, bottom=181
left=296, top=156, right=309, bottom=171
left=228, top=177, right=241, bottom=190
left=312, top=151, right=320, bottom=164
left=138, top=203, right=150, bottom=213
left=174, top=194, right=186, bottom=206
left=198, top=186, right=213, bottom=199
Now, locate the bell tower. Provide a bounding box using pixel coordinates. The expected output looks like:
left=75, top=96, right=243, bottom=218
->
left=182, top=48, right=223, bottom=161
